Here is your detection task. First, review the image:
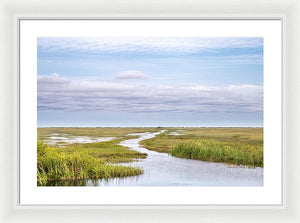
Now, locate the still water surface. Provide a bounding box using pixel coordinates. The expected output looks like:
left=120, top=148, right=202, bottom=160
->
left=59, top=131, right=263, bottom=186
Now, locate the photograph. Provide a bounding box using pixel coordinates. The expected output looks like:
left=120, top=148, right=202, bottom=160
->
left=37, top=36, right=264, bottom=187
left=3, top=0, right=297, bottom=219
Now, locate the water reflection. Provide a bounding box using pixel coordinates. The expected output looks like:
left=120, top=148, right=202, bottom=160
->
left=46, top=176, right=142, bottom=186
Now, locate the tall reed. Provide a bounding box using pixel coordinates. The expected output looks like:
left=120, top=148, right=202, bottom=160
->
left=170, top=139, right=263, bottom=167
left=37, top=141, right=143, bottom=186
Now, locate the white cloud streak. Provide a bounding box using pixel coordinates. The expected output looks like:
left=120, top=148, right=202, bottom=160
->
left=37, top=37, right=263, bottom=54
left=38, top=74, right=263, bottom=113
left=116, top=70, right=147, bottom=79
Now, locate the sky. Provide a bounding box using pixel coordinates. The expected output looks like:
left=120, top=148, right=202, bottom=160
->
left=37, top=37, right=263, bottom=127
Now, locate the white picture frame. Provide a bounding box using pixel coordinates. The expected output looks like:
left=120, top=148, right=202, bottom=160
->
left=0, top=0, right=299, bottom=222
left=19, top=19, right=280, bottom=205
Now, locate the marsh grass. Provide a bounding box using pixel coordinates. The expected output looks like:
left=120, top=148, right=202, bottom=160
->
left=171, top=139, right=263, bottom=167
left=38, top=127, right=159, bottom=139
left=37, top=128, right=157, bottom=186
left=37, top=127, right=264, bottom=186
left=37, top=141, right=143, bottom=186
left=140, top=128, right=263, bottom=167
left=59, top=137, right=147, bottom=163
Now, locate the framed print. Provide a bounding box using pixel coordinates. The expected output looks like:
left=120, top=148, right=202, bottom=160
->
left=0, top=0, right=300, bottom=222
left=18, top=19, right=282, bottom=205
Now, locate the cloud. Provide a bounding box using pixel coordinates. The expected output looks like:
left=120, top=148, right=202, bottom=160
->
left=38, top=74, right=263, bottom=113
left=116, top=70, right=147, bottom=79
left=205, top=54, right=263, bottom=65
left=37, top=37, right=263, bottom=55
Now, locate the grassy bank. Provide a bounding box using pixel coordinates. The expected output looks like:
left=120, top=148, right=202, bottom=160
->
left=37, top=141, right=143, bottom=186
left=37, top=128, right=158, bottom=186
left=140, top=128, right=263, bottom=167
left=58, top=137, right=147, bottom=163
left=171, top=139, right=263, bottom=167
left=38, top=127, right=159, bottom=140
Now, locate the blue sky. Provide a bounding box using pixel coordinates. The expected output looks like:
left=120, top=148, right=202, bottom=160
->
left=37, top=37, right=263, bottom=127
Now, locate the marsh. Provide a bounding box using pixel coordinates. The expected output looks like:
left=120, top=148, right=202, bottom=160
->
left=37, top=127, right=263, bottom=186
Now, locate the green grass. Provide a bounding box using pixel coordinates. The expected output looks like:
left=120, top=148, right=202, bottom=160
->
left=140, top=128, right=263, bottom=167
left=37, top=141, right=143, bottom=186
left=171, top=139, right=263, bottom=167
left=37, top=127, right=264, bottom=186
left=38, top=127, right=159, bottom=140
left=58, top=137, right=147, bottom=163
left=37, top=128, right=158, bottom=186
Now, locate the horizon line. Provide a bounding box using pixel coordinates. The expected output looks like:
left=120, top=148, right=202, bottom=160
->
left=37, top=126, right=263, bottom=128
